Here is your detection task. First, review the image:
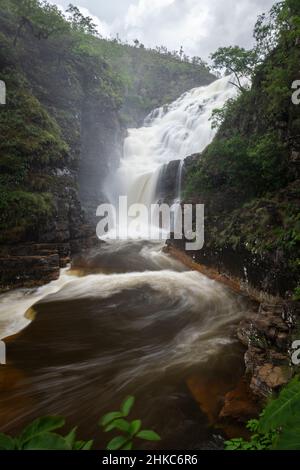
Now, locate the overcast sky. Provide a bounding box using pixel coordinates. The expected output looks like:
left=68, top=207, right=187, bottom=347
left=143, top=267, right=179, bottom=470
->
left=53, top=0, right=275, bottom=60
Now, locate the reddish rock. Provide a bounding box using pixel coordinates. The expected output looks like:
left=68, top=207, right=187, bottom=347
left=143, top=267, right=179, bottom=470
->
left=250, top=364, right=292, bottom=397
left=219, top=378, right=260, bottom=423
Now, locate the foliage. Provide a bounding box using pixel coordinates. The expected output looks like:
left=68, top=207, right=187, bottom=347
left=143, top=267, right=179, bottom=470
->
left=185, top=132, right=289, bottom=200
left=0, top=0, right=213, bottom=244
left=100, top=396, right=161, bottom=450
left=225, top=420, right=277, bottom=450
left=293, top=287, right=300, bottom=301
left=94, top=37, right=214, bottom=126
left=254, top=0, right=300, bottom=58
left=66, top=4, right=98, bottom=36
left=0, top=417, right=93, bottom=450
left=211, top=46, right=257, bottom=91
left=210, top=99, right=236, bottom=129
left=0, top=396, right=161, bottom=450
left=10, top=0, right=69, bottom=45
left=185, top=0, right=300, bottom=297
left=0, top=190, right=54, bottom=242
left=225, top=377, right=300, bottom=451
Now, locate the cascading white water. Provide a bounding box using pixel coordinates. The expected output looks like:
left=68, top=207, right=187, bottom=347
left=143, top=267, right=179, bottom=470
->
left=0, top=75, right=249, bottom=445
left=0, top=75, right=242, bottom=345
left=102, top=74, right=241, bottom=241
left=110, top=74, right=240, bottom=211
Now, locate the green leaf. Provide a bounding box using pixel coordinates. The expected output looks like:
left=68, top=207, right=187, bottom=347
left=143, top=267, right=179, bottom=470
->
left=121, top=441, right=133, bottom=450
left=107, top=436, right=128, bottom=450
left=121, top=396, right=135, bottom=417
left=259, top=377, right=300, bottom=433
left=100, top=411, right=123, bottom=427
left=0, top=433, right=16, bottom=450
left=136, top=430, right=161, bottom=441
left=19, top=416, right=65, bottom=446
left=105, top=419, right=130, bottom=433
left=74, top=440, right=94, bottom=450
left=129, top=420, right=141, bottom=436
left=274, top=421, right=300, bottom=450
left=23, top=432, right=70, bottom=450
left=65, top=427, right=77, bottom=448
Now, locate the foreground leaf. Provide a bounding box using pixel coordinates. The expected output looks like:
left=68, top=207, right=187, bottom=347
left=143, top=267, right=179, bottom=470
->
left=129, top=420, right=141, bottom=436
left=259, top=377, right=300, bottom=433
left=274, top=421, right=300, bottom=450
left=105, top=419, right=130, bottom=433
left=23, top=432, right=70, bottom=450
left=0, top=433, right=15, bottom=450
left=100, top=412, right=123, bottom=427
left=122, top=441, right=133, bottom=450
left=64, top=427, right=77, bottom=448
left=19, top=417, right=65, bottom=446
left=121, top=396, right=135, bottom=417
left=74, top=440, right=94, bottom=450
left=137, top=430, right=161, bottom=441
left=107, top=436, right=128, bottom=450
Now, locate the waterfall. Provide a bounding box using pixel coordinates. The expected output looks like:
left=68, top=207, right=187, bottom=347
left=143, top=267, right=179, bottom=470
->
left=103, top=74, right=240, bottom=241
left=0, top=77, right=248, bottom=445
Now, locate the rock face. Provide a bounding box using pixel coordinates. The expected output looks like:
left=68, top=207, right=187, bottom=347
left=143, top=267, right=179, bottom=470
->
left=219, top=378, right=260, bottom=423
left=155, top=160, right=183, bottom=203
left=79, top=102, right=126, bottom=222
left=0, top=181, right=98, bottom=290
left=166, top=241, right=300, bottom=400
left=237, top=301, right=299, bottom=398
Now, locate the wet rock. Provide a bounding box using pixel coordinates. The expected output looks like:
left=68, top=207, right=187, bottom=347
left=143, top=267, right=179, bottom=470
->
left=0, top=250, right=60, bottom=290
left=244, top=346, right=266, bottom=374
left=156, top=160, right=183, bottom=203
left=236, top=302, right=300, bottom=398
left=250, top=364, right=292, bottom=397
left=219, top=378, right=260, bottom=423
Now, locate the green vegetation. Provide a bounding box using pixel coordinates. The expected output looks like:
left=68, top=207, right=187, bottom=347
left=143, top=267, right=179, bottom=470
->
left=0, top=396, right=160, bottom=450
left=225, top=376, right=300, bottom=450
left=184, top=0, right=300, bottom=295
left=187, top=0, right=300, bottom=200
left=0, top=416, right=93, bottom=450
left=100, top=395, right=160, bottom=450
left=211, top=46, right=257, bottom=92
left=294, top=287, right=300, bottom=301
left=0, top=0, right=212, bottom=244
left=94, top=38, right=214, bottom=126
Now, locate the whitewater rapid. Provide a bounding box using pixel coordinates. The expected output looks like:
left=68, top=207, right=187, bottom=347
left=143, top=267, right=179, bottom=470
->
left=108, top=74, right=240, bottom=208
left=0, top=75, right=241, bottom=345
left=0, top=76, right=249, bottom=447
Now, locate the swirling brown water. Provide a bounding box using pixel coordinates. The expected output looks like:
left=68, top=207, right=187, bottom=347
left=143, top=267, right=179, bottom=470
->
left=0, top=241, right=248, bottom=449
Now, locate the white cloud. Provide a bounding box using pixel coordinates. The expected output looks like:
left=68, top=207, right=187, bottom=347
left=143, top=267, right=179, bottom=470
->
left=52, top=0, right=275, bottom=59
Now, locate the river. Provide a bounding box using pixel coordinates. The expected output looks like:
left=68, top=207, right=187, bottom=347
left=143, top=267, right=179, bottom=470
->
left=0, top=75, right=249, bottom=449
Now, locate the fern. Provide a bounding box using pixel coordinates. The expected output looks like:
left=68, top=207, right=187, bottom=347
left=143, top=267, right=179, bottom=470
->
left=259, top=376, right=300, bottom=433
left=225, top=376, right=300, bottom=451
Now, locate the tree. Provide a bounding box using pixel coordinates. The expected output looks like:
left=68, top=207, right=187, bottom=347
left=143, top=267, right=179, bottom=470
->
left=210, top=46, right=258, bottom=92
left=66, top=4, right=98, bottom=36
left=254, top=0, right=300, bottom=58
left=12, top=0, right=68, bottom=45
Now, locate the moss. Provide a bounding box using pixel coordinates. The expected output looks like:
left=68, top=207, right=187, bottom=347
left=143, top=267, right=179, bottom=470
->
left=0, top=190, right=55, bottom=243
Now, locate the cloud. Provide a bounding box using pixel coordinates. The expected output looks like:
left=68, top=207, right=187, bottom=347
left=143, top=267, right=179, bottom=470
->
left=52, top=0, right=275, bottom=59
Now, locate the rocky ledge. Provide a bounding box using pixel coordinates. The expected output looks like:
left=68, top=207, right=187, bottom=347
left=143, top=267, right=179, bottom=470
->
left=0, top=226, right=98, bottom=292
left=165, top=242, right=300, bottom=402
left=237, top=301, right=299, bottom=397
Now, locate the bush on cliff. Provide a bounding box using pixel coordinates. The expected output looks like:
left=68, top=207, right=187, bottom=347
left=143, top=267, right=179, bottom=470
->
left=225, top=376, right=300, bottom=450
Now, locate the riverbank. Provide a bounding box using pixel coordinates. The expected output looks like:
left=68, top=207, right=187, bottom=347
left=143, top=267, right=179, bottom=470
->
left=0, top=240, right=251, bottom=449
left=165, top=240, right=300, bottom=405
